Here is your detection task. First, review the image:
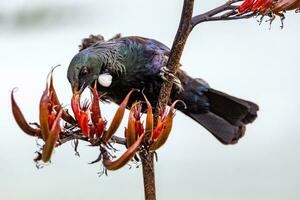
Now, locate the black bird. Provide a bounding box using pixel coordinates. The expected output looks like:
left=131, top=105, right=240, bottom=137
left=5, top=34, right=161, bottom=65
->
left=67, top=35, right=259, bottom=144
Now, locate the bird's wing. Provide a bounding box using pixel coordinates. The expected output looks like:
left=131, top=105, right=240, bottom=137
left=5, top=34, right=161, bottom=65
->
left=125, top=36, right=171, bottom=54
left=115, top=36, right=171, bottom=76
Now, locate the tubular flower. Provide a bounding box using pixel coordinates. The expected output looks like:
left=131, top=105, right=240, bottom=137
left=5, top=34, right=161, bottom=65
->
left=71, top=84, right=145, bottom=170
left=238, top=0, right=300, bottom=13
left=238, top=0, right=256, bottom=13
left=11, top=69, right=72, bottom=162
left=238, top=0, right=273, bottom=13
left=12, top=69, right=180, bottom=170
left=126, top=102, right=144, bottom=148
left=148, top=100, right=183, bottom=151
left=102, top=97, right=180, bottom=171
left=237, top=0, right=300, bottom=27
left=122, top=92, right=182, bottom=152
left=272, top=0, right=300, bottom=13
left=70, top=82, right=137, bottom=141
left=102, top=92, right=182, bottom=170
left=71, top=93, right=91, bottom=137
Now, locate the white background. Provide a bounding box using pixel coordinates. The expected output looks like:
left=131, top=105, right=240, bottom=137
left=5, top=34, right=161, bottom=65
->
left=0, top=0, right=299, bottom=199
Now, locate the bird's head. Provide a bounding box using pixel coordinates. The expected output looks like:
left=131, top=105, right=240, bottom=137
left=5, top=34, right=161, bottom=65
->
left=67, top=50, right=111, bottom=94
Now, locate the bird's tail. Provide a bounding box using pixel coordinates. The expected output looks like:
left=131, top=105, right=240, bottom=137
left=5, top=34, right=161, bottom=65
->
left=177, top=75, right=259, bottom=144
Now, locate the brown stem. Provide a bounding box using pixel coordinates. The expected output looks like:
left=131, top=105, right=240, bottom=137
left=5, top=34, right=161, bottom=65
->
left=58, top=131, right=126, bottom=146
left=140, top=1, right=195, bottom=200
left=155, top=0, right=195, bottom=116
left=140, top=152, right=156, bottom=200
left=56, top=1, right=257, bottom=200
left=191, top=0, right=257, bottom=28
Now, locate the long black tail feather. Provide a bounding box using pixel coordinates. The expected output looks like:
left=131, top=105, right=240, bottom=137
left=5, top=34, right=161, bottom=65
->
left=187, top=112, right=246, bottom=144
left=206, top=88, right=258, bottom=125
left=177, top=72, right=259, bottom=144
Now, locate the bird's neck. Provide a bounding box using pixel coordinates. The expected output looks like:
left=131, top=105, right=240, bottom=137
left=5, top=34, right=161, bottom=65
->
left=89, top=39, right=147, bottom=76
left=89, top=41, right=126, bottom=75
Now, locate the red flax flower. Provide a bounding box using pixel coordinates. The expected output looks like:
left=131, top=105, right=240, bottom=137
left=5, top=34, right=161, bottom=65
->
left=126, top=93, right=183, bottom=151
left=102, top=93, right=181, bottom=170
left=71, top=85, right=180, bottom=170
left=70, top=82, right=138, bottom=142
left=238, top=0, right=273, bottom=13
left=272, top=0, right=300, bottom=13
left=236, top=0, right=299, bottom=28
left=11, top=69, right=75, bottom=163
left=238, top=0, right=300, bottom=14
left=12, top=69, right=179, bottom=170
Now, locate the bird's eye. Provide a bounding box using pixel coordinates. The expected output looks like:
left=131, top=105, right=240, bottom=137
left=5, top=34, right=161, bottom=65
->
left=80, top=66, right=89, bottom=76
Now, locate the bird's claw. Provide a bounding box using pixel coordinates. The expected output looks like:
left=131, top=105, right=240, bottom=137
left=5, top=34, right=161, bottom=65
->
left=159, top=67, right=183, bottom=92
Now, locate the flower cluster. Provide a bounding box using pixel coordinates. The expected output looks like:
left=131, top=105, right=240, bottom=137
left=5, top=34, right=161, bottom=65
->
left=238, top=0, right=300, bottom=14
left=11, top=69, right=178, bottom=171
left=11, top=69, right=76, bottom=163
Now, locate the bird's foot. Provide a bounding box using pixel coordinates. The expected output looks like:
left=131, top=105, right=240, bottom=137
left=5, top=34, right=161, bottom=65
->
left=159, top=67, right=183, bottom=92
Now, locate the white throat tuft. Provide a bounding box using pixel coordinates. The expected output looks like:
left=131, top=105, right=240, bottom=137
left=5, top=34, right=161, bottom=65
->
left=98, top=73, right=112, bottom=87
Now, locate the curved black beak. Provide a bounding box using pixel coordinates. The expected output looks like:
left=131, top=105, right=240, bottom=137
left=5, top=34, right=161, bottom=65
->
left=71, top=80, right=93, bottom=95
left=71, top=82, right=80, bottom=95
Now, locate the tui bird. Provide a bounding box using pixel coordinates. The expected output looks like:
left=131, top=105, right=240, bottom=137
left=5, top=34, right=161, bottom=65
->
left=67, top=35, right=259, bottom=145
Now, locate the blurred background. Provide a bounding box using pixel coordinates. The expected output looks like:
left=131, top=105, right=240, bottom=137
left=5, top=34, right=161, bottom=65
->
left=1, top=0, right=299, bottom=199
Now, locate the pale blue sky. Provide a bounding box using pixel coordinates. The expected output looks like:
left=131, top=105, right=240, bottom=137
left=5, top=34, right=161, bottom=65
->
left=1, top=1, right=300, bottom=200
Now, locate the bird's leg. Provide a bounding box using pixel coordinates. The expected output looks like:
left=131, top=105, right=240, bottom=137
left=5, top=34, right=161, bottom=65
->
left=159, top=66, right=183, bottom=92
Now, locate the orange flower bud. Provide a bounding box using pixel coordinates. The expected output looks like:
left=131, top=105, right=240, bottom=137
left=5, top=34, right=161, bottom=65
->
left=42, top=109, right=63, bottom=162
left=142, top=92, right=153, bottom=142
left=102, top=89, right=138, bottom=143
left=103, top=133, right=144, bottom=170
left=11, top=89, right=41, bottom=137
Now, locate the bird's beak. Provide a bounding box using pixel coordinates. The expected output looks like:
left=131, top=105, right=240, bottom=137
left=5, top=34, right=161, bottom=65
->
left=71, top=82, right=80, bottom=95
left=72, top=81, right=90, bottom=96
